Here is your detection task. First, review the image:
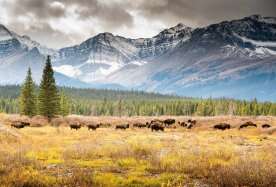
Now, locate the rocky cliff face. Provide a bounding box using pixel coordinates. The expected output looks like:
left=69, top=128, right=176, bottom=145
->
left=102, top=15, right=276, bottom=100
left=53, top=24, right=192, bottom=82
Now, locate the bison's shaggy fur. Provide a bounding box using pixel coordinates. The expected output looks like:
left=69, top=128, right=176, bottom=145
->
left=213, top=123, right=231, bottom=130
left=178, top=121, right=187, bottom=127
left=70, top=124, right=81, bottom=130
left=87, top=124, right=100, bottom=131
left=151, top=123, right=164, bottom=132
left=11, top=122, right=30, bottom=129
left=239, top=121, right=257, bottom=129
left=262, top=124, right=271, bottom=128
left=115, top=124, right=129, bottom=130
left=163, top=119, right=175, bottom=126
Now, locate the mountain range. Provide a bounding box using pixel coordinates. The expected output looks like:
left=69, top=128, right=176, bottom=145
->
left=0, top=15, right=276, bottom=101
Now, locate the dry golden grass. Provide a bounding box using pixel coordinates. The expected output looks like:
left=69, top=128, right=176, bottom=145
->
left=0, top=114, right=275, bottom=186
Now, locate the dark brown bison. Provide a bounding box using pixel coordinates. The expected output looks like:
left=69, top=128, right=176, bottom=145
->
left=163, top=119, right=175, bottom=126
left=133, top=123, right=147, bottom=128
left=70, top=124, right=81, bottom=130
left=187, top=119, right=196, bottom=125
left=262, top=124, right=271, bottom=128
left=151, top=123, right=164, bottom=132
left=178, top=121, right=187, bottom=127
left=21, top=122, right=30, bottom=127
left=11, top=122, right=30, bottom=129
left=213, top=123, right=231, bottom=130
left=239, top=121, right=257, bottom=129
left=116, top=124, right=129, bottom=130
left=87, top=124, right=100, bottom=130
left=186, top=120, right=196, bottom=129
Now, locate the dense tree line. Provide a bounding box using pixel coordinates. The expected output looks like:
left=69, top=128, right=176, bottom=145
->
left=1, top=92, right=276, bottom=116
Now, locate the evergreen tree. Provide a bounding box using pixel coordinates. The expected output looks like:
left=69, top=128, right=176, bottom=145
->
left=38, top=56, right=60, bottom=120
left=19, top=68, right=37, bottom=117
left=60, top=91, right=70, bottom=116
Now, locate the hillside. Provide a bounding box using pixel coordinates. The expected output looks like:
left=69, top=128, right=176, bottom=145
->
left=0, top=15, right=276, bottom=100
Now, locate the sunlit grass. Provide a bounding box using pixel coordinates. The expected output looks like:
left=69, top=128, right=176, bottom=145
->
left=0, top=116, right=275, bottom=186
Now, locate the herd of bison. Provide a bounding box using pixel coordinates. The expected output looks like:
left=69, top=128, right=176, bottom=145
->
left=9, top=118, right=272, bottom=132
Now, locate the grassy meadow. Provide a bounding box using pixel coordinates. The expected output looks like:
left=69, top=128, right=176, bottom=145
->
left=0, top=114, right=275, bottom=186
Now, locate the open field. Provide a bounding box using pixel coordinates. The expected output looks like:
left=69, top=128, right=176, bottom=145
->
left=0, top=114, right=276, bottom=186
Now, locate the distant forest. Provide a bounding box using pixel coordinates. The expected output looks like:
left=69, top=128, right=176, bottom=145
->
left=0, top=85, right=276, bottom=116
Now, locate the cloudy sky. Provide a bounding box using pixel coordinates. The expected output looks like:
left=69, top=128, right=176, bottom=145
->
left=0, top=0, right=276, bottom=49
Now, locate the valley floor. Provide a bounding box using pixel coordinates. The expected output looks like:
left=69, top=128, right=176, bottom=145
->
left=0, top=114, right=275, bottom=186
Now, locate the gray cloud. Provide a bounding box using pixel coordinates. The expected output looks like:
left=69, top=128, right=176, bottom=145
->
left=134, top=0, right=276, bottom=27
left=1, top=0, right=276, bottom=48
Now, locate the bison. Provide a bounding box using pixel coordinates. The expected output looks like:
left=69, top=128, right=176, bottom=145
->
left=163, top=119, right=175, bottom=126
left=87, top=124, right=100, bottom=131
left=11, top=122, right=30, bottom=129
left=116, top=124, right=129, bottom=130
left=178, top=121, right=187, bottom=127
left=262, top=124, right=271, bottom=128
left=151, top=123, right=164, bottom=132
left=70, top=124, right=81, bottom=130
left=213, top=123, right=231, bottom=130
left=185, top=120, right=196, bottom=129
left=187, top=119, right=196, bottom=125
left=239, top=121, right=257, bottom=129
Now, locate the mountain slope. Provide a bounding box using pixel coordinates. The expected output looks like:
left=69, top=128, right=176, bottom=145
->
left=53, top=24, right=192, bottom=82
left=102, top=15, right=276, bottom=100
left=0, top=15, right=276, bottom=100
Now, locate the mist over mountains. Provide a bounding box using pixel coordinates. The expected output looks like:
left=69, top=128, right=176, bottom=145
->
left=0, top=15, right=276, bottom=101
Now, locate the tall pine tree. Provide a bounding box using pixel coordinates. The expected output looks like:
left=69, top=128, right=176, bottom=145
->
left=38, top=56, right=60, bottom=120
left=19, top=68, right=37, bottom=117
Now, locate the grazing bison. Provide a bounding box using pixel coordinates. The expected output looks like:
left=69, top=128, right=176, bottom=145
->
left=262, top=124, right=271, bottom=128
left=213, top=123, right=231, bottom=130
left=239, top=121, right=257, bottom=129
left=21, top=122, right=30, bottom=127
left=133, top=123, right=147, bottom=128
left=186, top=120, right=196, bottom=129
left=178, top=121, right=187, bottom=127
left=70, top=124, right=81, bottom=130
left=116, top=124, right=129, bottom=130
left=87, top=124, right=100, bottom=131
left=11, top=122, right=30, bottom=129
left=11, top=122, right=25, bottom=129
left=187, top=119, right=196, bottom=125
left=163, top=119, right=175, bottom=126
left=151, top=123, right=164, bottom=132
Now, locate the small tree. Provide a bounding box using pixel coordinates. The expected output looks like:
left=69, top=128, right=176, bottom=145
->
left=19, top=68, right=37, bottom=117
left=38, top=56, right=60, bottom=121
left=60, top=91, right=70, bottom=116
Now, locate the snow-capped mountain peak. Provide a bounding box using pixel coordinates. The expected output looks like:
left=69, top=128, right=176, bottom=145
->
left=0, top=24, right=13, bottom=41
left=1, top=15, right=276, bottom=100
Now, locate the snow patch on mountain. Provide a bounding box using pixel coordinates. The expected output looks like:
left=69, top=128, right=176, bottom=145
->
left=53, top=65, right=82, bottom=78
left=129, top=60, right=148, bottom=66
left=15, top=35, right=56, bottom=55
left=235, top=33, right=276, bottom=47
